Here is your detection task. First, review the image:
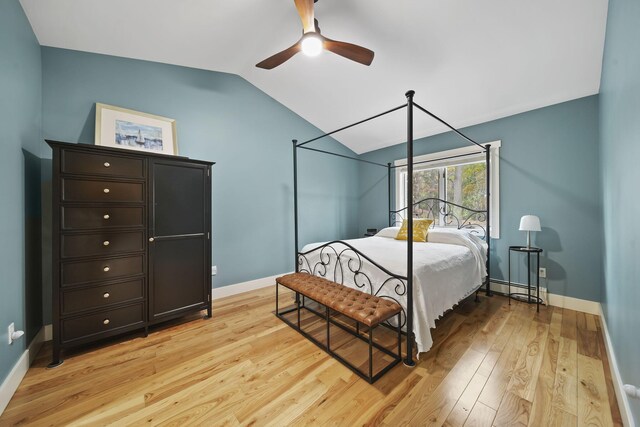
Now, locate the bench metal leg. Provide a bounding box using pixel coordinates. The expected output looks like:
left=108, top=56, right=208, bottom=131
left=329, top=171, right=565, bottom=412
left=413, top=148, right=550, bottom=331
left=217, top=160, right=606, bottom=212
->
left=276, top=282, right=279, bottom=314
left=326, top=306, right=331, bottom=351
left=397, top=313, right=402, bottom=359
left=369, top=327, right=374, bottom=382
left=296, top=291, right=301, bottom=329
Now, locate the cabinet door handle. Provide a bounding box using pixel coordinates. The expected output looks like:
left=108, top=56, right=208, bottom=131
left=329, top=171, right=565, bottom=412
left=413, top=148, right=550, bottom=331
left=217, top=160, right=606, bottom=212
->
left=103, top=319, right=110, bottom=325
left=103, top=188, right=110, bottom=194
left=103, top=214, right=110, bottom=220
left=149, top=237, right=154, bottom=242
left=104, top=162, right=111, bottom=168
left=103, top=266, right=110, bottom=272
left=103, top=241, right=110, bottom=246
left=103, top=292, right=110, bottom=298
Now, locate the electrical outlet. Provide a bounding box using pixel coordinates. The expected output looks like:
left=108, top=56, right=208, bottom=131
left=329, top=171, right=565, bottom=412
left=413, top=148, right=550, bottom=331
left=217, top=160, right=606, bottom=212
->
left=539, top=267, right=547, bottom=278
left=8, top=322, right=14, bottom=345
left=211, top=266, right=217, bottom=276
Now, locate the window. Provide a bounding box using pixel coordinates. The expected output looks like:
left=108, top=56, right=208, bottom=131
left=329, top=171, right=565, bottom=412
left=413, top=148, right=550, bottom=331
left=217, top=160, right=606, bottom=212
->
left=395, top=141, right=500, bottom=238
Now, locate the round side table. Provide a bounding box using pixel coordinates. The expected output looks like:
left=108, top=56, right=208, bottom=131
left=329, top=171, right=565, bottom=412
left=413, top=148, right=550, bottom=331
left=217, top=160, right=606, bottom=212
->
left=508, top=246, right=544, bottom=312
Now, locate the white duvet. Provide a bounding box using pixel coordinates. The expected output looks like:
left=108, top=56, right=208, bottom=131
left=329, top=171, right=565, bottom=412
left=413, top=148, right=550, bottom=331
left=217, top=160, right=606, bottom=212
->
left=300, top=227, right=488, bottom=354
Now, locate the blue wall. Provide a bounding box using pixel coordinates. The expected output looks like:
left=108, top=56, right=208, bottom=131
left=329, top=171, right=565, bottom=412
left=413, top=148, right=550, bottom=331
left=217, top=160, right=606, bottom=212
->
left=40, top=48, right=360, bottom=323
left=358, top=96, right=602, bottom=302
left=0, top=0, right=43, bottom=385
left=599, top=0, right=640, bottom=422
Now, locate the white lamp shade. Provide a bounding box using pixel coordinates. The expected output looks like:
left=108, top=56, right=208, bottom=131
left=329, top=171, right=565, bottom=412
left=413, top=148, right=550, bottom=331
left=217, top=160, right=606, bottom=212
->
left=519, top=215, right=541, bottom=232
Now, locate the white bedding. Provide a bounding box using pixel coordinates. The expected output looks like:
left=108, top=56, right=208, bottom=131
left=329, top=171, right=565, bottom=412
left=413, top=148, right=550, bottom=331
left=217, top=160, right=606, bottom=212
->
left=300, top=227, right=487, bottom=354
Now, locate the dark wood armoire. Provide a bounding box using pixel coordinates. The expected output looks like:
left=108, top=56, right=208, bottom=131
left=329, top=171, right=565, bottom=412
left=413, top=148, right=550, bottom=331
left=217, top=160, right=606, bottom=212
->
left=47, top=140, right=213, bottom=367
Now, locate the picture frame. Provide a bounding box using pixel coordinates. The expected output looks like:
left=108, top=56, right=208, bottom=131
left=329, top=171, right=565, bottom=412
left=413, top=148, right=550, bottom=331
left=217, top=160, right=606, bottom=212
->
left=95, top=103, right=178, bottom=155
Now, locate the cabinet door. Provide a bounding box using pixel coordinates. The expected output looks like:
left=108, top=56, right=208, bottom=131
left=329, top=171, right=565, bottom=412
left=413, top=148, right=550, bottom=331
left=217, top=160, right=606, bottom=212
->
left=148, top=159, right=211, bottom=321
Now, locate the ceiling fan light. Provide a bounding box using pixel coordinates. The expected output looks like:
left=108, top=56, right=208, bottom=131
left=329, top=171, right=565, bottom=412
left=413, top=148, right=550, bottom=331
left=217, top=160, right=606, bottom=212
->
left=301, top=34, right=323, bottom=57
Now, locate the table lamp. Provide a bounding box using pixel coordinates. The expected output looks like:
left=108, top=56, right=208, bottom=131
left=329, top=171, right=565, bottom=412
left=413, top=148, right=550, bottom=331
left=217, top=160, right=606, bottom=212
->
left=519, top=215, right=541, bottom=248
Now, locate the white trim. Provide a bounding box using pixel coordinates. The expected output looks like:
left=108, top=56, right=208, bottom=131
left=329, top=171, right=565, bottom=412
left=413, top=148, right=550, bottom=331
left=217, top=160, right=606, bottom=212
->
left=212, top=273, right=289, bottom=300
left=44, top=324, right=52, bottom=342
left=0, top=327, right=45, bottom=416
left=488, top=280, right=600, bottom=315
left=598, top=304, right=635, bottom=427
left=394, top=141, right=501, bottom=239
left=393, top=141, right=502, bottom=167
left=545, top=293, right=600, bottom=316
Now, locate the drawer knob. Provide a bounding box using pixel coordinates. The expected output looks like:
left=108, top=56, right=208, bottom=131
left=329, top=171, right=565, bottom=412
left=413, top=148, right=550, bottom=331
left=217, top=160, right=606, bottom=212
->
left=103, top=188, right=110, bottom=194
left=104, top=162, right=111, bottom=168
left=103, top=214, right=110, bottom=220
left=103, top=319, right=110, bottom=325
left=149, top=237, right=155, bottom=242
left=103, top=240, right=110, bottom=246
left=103, top=266, right=110, bottom=272
left=103, top=292, right=110, bottom=299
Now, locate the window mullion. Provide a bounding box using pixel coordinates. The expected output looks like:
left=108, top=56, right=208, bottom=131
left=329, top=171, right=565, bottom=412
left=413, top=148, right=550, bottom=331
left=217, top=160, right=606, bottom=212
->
left=439, top=167, right=446, bottom=226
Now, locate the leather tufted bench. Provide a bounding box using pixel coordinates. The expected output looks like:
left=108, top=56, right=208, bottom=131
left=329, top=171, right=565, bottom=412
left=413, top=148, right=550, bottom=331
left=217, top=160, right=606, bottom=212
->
left=275, top=272, right=402, bottom=383
left=276, top=273, right=401, bottom=327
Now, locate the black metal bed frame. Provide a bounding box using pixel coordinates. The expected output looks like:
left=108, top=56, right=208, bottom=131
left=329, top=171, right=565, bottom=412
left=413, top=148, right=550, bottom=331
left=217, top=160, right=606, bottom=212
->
left=289, top=90, right=492, bottom=367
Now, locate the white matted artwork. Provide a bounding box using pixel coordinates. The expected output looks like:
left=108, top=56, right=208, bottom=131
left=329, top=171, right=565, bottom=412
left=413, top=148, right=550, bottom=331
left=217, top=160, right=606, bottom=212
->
left=95, top=103, right=178, bottom=155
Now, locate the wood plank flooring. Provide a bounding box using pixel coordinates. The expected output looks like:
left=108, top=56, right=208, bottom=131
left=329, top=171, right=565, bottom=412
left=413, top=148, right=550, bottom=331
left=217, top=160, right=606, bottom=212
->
left=0, top=287, right=622, bottom=426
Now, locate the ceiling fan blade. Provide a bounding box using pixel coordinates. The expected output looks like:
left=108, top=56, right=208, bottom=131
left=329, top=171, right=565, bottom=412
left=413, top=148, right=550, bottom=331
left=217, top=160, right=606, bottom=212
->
left=294, top=0, right=315, bottom=33
left=255, top=42, right=302, bottom=69
left=322, top=37, right=374, bottom=66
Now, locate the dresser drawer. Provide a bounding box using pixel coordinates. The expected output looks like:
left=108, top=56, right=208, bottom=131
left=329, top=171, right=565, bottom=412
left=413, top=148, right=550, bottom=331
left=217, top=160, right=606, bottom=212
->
left=62, top=279, right=144, bottom=315
left=62, top=231, right=145, bottom=258
left=62, top=150, right=144, bottom=179
left=62, top=178, right=144, bottom=203
left=62, top=206, right=145, bottom=230
left=62, top=255, right=144, bottom=286
left=61, top=303, right=145, bottom=344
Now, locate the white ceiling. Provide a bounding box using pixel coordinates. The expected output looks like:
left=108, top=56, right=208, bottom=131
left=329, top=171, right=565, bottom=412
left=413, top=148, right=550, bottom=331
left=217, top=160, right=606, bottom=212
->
left=20, top=0, right=609, bottom=154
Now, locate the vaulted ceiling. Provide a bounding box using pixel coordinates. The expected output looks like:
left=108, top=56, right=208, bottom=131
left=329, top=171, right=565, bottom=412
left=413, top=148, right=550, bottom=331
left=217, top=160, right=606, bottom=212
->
left=20, top=0, right=609, bottom=154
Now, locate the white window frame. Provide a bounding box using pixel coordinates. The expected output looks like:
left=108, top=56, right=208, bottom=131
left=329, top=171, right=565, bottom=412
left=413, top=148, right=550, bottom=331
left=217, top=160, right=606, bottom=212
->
left=394, top=141, right=501, bottom=239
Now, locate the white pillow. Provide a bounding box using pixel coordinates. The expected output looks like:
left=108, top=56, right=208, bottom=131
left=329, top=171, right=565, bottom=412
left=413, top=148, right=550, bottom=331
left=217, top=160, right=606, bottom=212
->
left=428, top=227, right=487, bottom=255
left=375, top=227, right=401, bottom=238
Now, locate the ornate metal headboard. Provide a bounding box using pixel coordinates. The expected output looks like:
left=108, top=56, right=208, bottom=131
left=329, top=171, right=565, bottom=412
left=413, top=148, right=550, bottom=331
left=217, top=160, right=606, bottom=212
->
left=390, top=197, right=488, bottom=239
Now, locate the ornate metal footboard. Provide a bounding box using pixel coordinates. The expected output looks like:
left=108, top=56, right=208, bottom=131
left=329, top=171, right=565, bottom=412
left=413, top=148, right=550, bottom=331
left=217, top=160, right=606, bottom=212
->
left=297, top=241, right=409, bottom=329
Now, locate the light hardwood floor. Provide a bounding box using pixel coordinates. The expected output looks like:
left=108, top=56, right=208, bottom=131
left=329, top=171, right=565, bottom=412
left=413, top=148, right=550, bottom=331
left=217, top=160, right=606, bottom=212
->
left=0, top=287, right=622, bottom=426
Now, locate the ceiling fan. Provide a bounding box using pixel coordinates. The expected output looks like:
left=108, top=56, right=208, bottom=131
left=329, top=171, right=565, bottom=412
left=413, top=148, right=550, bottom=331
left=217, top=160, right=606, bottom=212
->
left=256, top=0, right=375, bottom=69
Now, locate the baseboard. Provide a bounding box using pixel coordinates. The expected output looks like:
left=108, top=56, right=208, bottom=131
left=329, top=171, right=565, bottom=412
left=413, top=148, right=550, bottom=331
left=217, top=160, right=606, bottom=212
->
left=0, top=327, right=45, bottom=416
left=489, top=280, right=600, bottom=315
left=44, top=324, right=52, bottom=342
left=598, top=304, right=635, bottom=427
left=39, top=278, right=600, bottom=339
left=212, top=273, right=288, bottom=300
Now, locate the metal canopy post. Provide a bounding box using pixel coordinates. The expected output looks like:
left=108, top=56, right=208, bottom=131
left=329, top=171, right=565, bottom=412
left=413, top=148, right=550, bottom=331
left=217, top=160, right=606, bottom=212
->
left=404, top=90, right=416, bottom=367
left=387, top=162, right=392, bottom=227
left=293, top=139, right=299, bottom=272
left=485, top=144, right=492, bottom=296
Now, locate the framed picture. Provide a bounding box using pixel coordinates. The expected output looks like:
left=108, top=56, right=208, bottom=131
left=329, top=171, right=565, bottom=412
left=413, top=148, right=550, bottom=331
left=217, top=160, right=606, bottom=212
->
left=95, top=103, right=178, bottom=155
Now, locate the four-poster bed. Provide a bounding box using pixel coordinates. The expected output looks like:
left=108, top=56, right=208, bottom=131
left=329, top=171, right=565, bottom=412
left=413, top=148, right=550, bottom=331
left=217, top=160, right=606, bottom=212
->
left=277, top=90, right=492, bottom=381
